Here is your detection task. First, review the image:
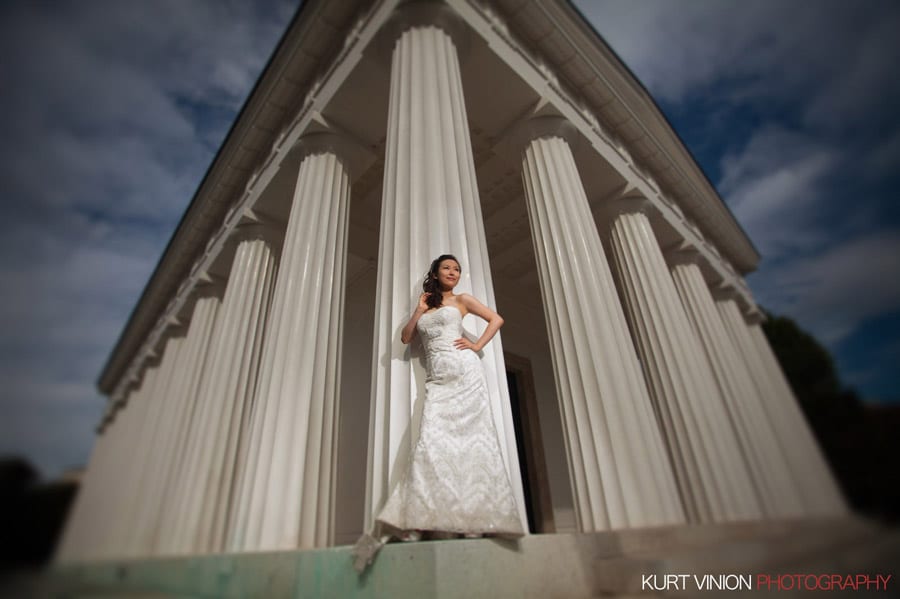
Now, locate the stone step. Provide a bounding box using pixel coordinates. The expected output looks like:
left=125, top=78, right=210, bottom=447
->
left=586, top=518, right=891, bottom=595
left=780, top=526, right=900, bottom=573
left=35, top=517, right=898, bottom=598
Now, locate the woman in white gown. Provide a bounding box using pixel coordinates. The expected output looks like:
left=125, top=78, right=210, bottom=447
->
left=352, top=255, right=524, bottom=573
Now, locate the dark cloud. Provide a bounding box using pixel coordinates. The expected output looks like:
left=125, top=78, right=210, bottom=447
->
left=0, top=0, right=296, bottom=478
left=574, top=0, right=900, bottom=401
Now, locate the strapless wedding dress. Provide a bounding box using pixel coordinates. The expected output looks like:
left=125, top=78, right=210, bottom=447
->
left=352, top=305, right=523, bottom=572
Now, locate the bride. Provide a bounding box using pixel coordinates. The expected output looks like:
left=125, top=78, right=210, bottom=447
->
left=352, top=254, right=524, bottom=572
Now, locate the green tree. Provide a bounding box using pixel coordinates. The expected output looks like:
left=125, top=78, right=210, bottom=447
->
left=761, top=309, right=898, bottom=522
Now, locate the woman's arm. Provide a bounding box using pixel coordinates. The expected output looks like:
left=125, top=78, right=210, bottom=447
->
left=454, top=293, right=504, bottom=352
left=401, top=293, right=430, bottom=344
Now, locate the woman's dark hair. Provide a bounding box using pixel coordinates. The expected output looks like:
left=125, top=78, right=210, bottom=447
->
left=423, top=254, right=461, bottom=310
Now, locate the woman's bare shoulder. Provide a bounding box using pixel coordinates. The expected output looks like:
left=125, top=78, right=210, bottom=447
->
left=457, top=292, right=485, bottom=305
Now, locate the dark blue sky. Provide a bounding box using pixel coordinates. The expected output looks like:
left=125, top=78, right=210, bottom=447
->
left=575, top=0, right=900, bottom=402
left=1, top=0, right=898, bottom=479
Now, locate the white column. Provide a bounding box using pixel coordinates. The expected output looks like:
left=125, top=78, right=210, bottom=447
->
left=717, top=299, right=847, bottom=516
left=228, top=134, right=353, bottom=552
left=130, top=294, right=221, bottom=556
left=516, top=121, right=683, bottom=530
left=605, top=201, right=763, bottom=522
left=72, top=418, right=112, bottom=560
left=365, top=11, right=528, bottom=534
left=169, top=227, right=279, bottom=554
left=107, top=342, right=182, bottom=557
left=92, top=392, right=148, bottom=559
left=55, top=409, right=116, bottom=562
left=668, top=251, right=805, bottom=517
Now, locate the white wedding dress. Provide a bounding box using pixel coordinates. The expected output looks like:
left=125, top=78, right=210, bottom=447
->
left=352, top=305, right=524, bottom=572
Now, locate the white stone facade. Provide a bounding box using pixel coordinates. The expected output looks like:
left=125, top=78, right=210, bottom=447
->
left=56, top=0, right=845, bottom=563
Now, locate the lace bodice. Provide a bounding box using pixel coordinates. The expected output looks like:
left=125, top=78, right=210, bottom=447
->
left=417, top=305, right=464, bottom=350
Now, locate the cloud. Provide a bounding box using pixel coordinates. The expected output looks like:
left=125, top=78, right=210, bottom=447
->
left=0, top=0, right=296, bottom=478
left=718, top=126, right=838, bottom=259
left=572, top=0, right=768, bottom=102
left=751, top=231, right=900, bottom=344
left=802, top=6, right=900, bottom=134
left=576, top=1, right=900, bottom=400
left=867, top=128, right=900, bottom=176
left=572, top=1, right=900, bottom=119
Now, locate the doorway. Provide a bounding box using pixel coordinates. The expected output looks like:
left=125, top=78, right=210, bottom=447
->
left=505, top=353, right=555, bottom=534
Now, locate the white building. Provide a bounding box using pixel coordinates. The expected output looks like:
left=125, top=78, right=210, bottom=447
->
left=55, top=0, right=857, bottom=593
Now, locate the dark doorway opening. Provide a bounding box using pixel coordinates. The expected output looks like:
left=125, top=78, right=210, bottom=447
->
left=505, top=354, right=555, bottom=534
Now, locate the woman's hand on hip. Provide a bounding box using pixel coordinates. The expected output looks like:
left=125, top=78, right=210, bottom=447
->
left=453, top=337, right=479, bottom=352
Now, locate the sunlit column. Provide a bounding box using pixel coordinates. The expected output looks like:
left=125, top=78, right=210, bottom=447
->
left=365, top=7, right=528, bottom=534
left=515, top=117, right=684, bottom=530
left=55, top=403, right=118, bottom=562
left=668, top=249, right=805, bottom=517
left=93, top=383, right=154, bottom=559
left=129, top=294, right=221, bottom=556
left=228, top=132, right=358, bottom=552
left=717, top=298, right=847, bottom=516
left=169, top=226, right=279, bottom=554
left=107, top=342, right=182, bottom=557
left=605, top=199, right=763, bottom=522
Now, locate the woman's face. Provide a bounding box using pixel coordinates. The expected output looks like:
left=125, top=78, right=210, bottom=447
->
left=434, top=259, right=461, bottom=290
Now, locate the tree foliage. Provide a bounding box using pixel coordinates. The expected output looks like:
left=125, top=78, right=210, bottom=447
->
left=761, top=310, right=899, bottom=523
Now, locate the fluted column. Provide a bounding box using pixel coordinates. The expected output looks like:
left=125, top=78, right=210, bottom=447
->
left=108, top=342, right=182, bottom=557
left=605, top=201, right=763, bottom=522
left=717, top=299, right=846, bottom=515
left=55, top=408, right=118, bottom=562
left=168, top=226, right=279, bottom=554
left=668, top=251, right=805, bottom=517
left=128, top=294, right=220, bottom=556
left=365, top=10, right=528, bottom=534
left=93, top=389, right=151, bottom=559
left=515, top=121, right=683, bottom=530
left=153, top=292, right=230, bottom=555
left=228, top=134, right=354, bottom=552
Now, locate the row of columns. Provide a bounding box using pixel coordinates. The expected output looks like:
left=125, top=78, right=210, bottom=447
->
left=519, top=128, right=683, bottom=530
left=56, top=136, right=357, bottom=561
left=56, top=9, right=845, bottom=564
left=515, top=123, right=845, bottom=525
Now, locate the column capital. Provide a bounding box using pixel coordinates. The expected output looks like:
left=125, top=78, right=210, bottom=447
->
left=711, top=283, right=741, bottom=303
left=177, top=280, right=225, bottom=324
left=744, top=306, right=766, bottom=325
left=229, top=221, right=285, bottom=254
left=194, top=278, right=226, bottom=300
left=96, top=407, right=115, bottom=433
left=593, top=189, right=656, bottom=235
left=663, top=242, right=704, bottom=269
left=608, top=194, right=654, bottom=217
left=500, top=113, right=580, bottom=159
left=290, top=128, right=374, bottom=181
left=140, top=343, right=165, bottom=371
left=374, top=0, right=471, bottom=65
left=111, top=394, right=127, bottom=411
